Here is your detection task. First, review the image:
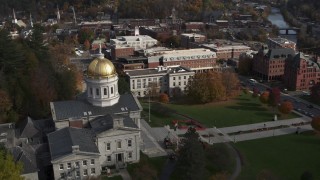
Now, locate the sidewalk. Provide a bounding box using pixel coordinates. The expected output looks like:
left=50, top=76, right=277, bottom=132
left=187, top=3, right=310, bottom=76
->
left=140, top=119, right=167, bottom=157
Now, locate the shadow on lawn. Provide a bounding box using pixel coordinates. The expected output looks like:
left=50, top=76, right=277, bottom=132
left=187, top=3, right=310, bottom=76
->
left=227, top=105, right=266, bottom=111
left=237, top=102, right=262, bottom=107
left=254, top=112, right=273, bottom=119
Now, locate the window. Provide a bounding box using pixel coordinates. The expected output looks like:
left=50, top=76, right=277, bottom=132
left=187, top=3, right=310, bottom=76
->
left=60, top=173, right=65, bottom=179
left=83, top=169, right=88, bottom=176
left=184, top=76, right=186, bottom=79
left=104, top=88, right=107, bottom=95
left=91, top=159, right=95, bottom=165
left=107, top=155, right=111, bottom=162
left=75, top=162, right=79, bottom=168
left=67, top=162, right=71, bottom=169
left=76, top=171, right=80, bottom=177
left=106, top=143, right=111, bottom=151
left=184, top=81, right=186, bottom=85
left=137, top=79, right=141, bottom=88
left=179, top=76, right=181, bottom=80
left=117, top=141, right=121, bottom=149
left=59, top=164, right=64, bottom=170
left=128, top=152, right=132, bottom=159
left=91, top=168, right=96, bottom=174
left=173, top=77, right=175, bottom=80
left=178, top=82, right=181, bottom=86
left=173, top=82, right=176, bottom=86
left=90, top=88, right=93, bottom=95
left=128, top=139, right=132, bottom=147
left=96, top=88, right=99, bottom=96
left=111, top=87, right=114, bottom=94
left=83, top=160, right=87, bottom=166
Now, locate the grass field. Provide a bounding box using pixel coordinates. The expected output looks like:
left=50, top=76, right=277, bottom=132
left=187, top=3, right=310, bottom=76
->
left=235, top=131, right=320, bottom=180
left=141, top=93, right=300, bottom=128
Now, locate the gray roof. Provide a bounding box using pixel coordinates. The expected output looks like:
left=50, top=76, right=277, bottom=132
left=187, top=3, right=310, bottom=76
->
left=288, top=52, right=320, bottom=69
left=90, top=114, right=138, bottom=134
left=0, top=123, right=15, bottom=148
left=265, top=48, right=295, bottom=59
left=48, top=127, right=99, bottom=160
left=19, top=117, right=39, bottom=139
left=126, top=68, right=167, bottom=76
left=10, top=144, right=38, bottom=174
left=51, top=93, right=141, bottom=121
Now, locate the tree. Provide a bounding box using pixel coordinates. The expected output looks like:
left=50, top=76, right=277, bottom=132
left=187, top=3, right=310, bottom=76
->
left=0, top=89, right=13, bottom=123
left=278, top=101, right=293, bottom=115
left=118, top=76, right=130, bottom=95
left=311, top=116, right=320, bottom=132
left=159, top=93, right=169, bottom=103
left=222, top=71, right=239, bottom=97
left=252, top=87, right=260, bottom=98
left=0, top=150, right=23, bottom=180
left=238, top=55, right=253, bottom=75
left=310, top=83, right=320, bottom=103
left=84, top=39, right=91, bottom=50
left=186, top=72, right=226, bottom=103
left=176, top=127, right=205, bottom=180
left=268, top=87, right=281, bottom=107
left=78, top=28, right=94, bottom=44
left=259, top=91, right=270, bottom=104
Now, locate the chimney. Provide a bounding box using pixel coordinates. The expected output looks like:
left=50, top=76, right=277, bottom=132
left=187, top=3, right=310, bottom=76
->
left=113, top=117, right=124, bottom=129
left=72, top=145, right=80, bottom=153
left=69, top=118, right=83, bottom=128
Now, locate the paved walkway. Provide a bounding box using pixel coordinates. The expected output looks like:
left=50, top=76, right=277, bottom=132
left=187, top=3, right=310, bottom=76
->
left=118, top=169, right=131, bottom=180
left=140, top=119, right=167, bottom=157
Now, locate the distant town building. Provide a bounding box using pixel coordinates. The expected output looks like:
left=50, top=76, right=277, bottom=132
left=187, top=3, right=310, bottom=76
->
left=267, top=37, right=296, bottom=51
left=201, top=44, right=251, bottom=60
left=110, top=35, right=158, bottom=51
left=126, top=66, right=195, bottom=97
left=253, top=46, right=295, bottom=81
left=284, top=53, right=320, bottom=90
left=180, top=33, right=206, bottom=49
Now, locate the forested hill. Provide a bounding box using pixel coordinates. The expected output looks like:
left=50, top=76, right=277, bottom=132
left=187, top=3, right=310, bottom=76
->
left=0, top=0, right=233, bottom=21
left=0, top=27, right=81, bottom=124
left=287, top=0, right=320, bottom=22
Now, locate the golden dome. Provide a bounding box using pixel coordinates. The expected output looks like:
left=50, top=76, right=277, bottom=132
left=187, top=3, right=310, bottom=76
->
left=87, top=57, right=116, bottom=78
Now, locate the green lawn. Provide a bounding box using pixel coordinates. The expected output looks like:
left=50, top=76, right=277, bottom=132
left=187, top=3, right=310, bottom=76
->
left=165, top=93, right=299, bottom=128
left=101, top=175, right=123, bottom=180
left=235, top=131, right=320, bottom=180
left=127, top=152, right=167, bottom=178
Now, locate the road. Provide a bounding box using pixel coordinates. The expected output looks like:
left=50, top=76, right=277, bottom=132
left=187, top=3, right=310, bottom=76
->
left=239, top=76, right=320, bottom=118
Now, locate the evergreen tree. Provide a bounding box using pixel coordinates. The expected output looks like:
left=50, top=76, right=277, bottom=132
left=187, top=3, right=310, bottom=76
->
left=176, top=127, right=206, bottom=180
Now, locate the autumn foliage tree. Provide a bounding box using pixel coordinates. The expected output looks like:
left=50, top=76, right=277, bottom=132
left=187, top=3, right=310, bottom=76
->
left=268, top=87, right=281, bottom=107
left=222, top=71, right=239, bottom=97
left=311, top=116, right=320, bottom=132
left=278, top=101, right=294, bottom=115
left=259, top=91, right=270, bottom=104
left=186, top=72, right=226, bottom=104
left=159, top=93, right=169, bottom=103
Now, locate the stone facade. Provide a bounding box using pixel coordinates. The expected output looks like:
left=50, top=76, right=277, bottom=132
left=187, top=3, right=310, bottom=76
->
left=51, top=153, right=101, bottom=180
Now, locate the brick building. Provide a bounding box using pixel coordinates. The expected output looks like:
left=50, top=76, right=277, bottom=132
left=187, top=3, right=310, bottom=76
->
left=253, top=46, right=295, bottom=81
left=182, top=22, right=205, bottom=32
left=180, top=33, right=206, bottom=49
left=284, top=53, right=320, bottom=90
left=207, top=45, right=251, bottom=60
left=149, top=48, right=217, bottom=73
left=110, top=45, right=134, bottom=60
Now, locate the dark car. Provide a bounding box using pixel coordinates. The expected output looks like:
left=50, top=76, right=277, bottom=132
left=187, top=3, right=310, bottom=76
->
left=307, top=104, right=314, bottom=108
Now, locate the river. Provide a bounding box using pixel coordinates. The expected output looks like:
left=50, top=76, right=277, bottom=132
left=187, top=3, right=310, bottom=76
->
left=267, top=7, right=297, bottom=42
